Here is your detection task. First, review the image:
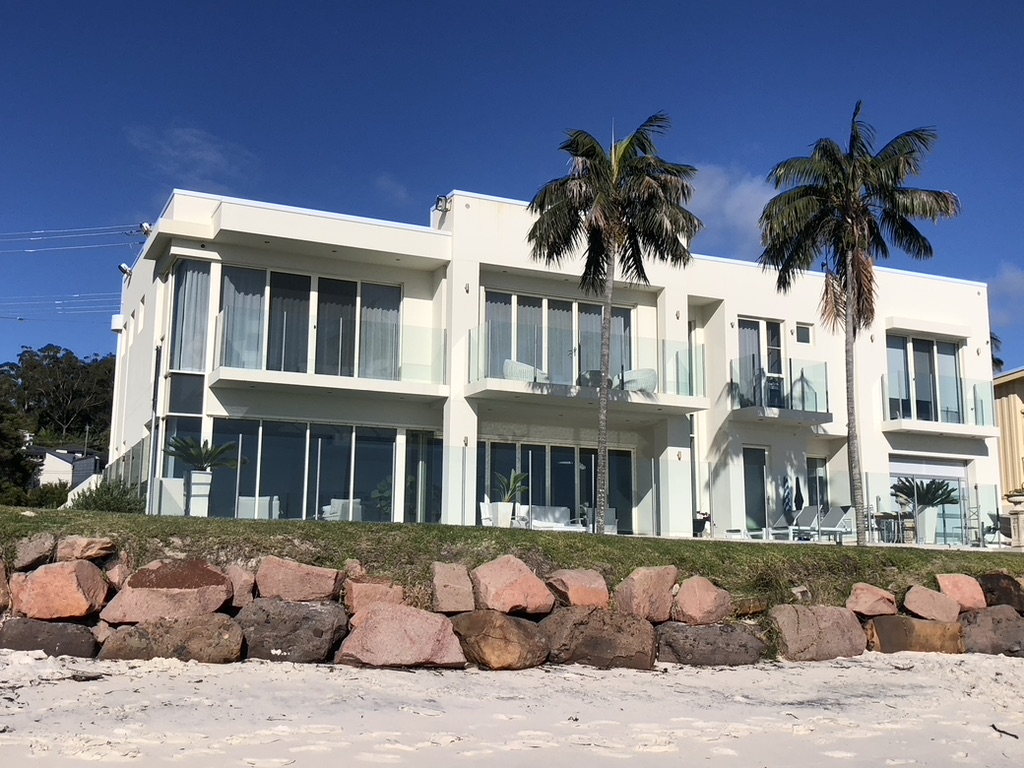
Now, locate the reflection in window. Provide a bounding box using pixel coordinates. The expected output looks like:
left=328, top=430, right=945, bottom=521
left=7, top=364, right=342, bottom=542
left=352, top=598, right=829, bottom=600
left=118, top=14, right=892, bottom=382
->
left=307, top=424, right=353, bottom=520
left=404, top=431, right=443, bottom=524
left=267, top=273, right=310, bottom=373
left=259, top=422, right=306, bottom=519
left=353, top=427, right=396, bottom=522
left=210, top=419, right=258, bottom=518
left=315, top=279, right=357, bottom=376
left=163, top=416, right=201, bottom=478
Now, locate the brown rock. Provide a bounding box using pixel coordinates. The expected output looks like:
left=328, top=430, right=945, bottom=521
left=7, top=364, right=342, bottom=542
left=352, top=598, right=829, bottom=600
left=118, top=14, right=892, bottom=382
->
left=11, top=560, right=109, bottom=620
left=451, top=610, right=549, bottom=670
left=105, top=563, right=132, bottom=590
left=845, top=582, right=897, bottom=617
left=903, top=585, right=960, bottom=623
left=671, top=576, right=733, bottom=625
left=540, top=606, right=656, bottom=670
left=344, top=581, right=404, bottom=613
left=866, top=615, right=964, bottom=654
left=14, top=533, right=55, bottom=571
left=545, top=569, right=609, bottom=609
left=657, top=622, right=767, bottom=666
left=613, top=565, right=678, bottom=623
left=337, top=603, right=465, bottom=668
left=222, top=564, right=255, bottom=609
left=56, top=536, right=116, bottom=562
left=237, top=599, right=348, bottom=663
left=935, top=573, right=986, bottom=612
left=977, top=573, right=1024, bottom=613
left=960, top=605, right=1024, bottom=656
left=0, top=618, right=98, bottom=658
left=733, top=596, right=770, bottom=617
left=92, top=620, right=115, bottom=645
left=0, top=559, right=9, bottom=612
left=98, top=614, right=244, bottom=663
left=431, top=562, right=475, bottom=614
left=343, top=559, right=367, bottom=582
left=471, top=555, right=554, bottom=615
left=256, top=556, right=342, bottom=602
left=769, top=605, right=867, bottom=661
left=100, top=560, right=232, bottom=624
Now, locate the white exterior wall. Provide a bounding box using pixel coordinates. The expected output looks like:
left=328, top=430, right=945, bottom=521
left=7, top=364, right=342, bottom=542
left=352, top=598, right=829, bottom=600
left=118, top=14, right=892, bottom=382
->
left=107, top=189, right=1000, bottom=540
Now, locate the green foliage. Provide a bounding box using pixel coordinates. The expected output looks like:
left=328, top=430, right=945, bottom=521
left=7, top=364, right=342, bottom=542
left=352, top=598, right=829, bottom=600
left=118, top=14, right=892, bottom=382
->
left=69, top=479, right=145, bottom=515
left=493, top=471, right=528, bottom=503
left=0, top=376, right=39, bottom=498
left=164, top=437, right=237, bottom=471
left=26, top=481, right=71, bottom=509
left=891, top=477, right=959, bottom=510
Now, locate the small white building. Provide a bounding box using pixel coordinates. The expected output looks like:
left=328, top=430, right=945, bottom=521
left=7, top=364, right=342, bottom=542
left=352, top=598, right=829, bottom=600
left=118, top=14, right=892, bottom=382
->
left=106, top=190, right=1001, bottom=545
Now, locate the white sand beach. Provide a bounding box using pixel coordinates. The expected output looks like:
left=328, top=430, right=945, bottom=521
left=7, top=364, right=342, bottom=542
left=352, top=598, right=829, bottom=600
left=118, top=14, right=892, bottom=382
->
left=1, top=649, right=1022, bottom=766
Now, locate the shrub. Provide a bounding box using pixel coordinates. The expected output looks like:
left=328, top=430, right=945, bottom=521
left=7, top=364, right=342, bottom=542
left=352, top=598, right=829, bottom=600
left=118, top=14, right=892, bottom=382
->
left=70, top=479, right=145, bottom=515
left=26, top=481, right=70, bottom=509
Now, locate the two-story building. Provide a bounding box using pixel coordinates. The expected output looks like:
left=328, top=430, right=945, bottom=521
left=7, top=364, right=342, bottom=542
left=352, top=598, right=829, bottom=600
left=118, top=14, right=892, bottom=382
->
left=107, top=189, right=1001, bottom=545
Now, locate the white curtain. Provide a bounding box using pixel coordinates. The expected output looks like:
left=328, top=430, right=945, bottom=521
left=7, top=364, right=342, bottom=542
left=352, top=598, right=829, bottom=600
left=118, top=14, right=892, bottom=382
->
left=578, top=303, right=602, bottom=377
left=611, top=307, right=631, bottom=381
left=359, top=283, right=400, bottom=380
left=267, top=272, right=310, bottom=373
left=221, top=266, right=265, bottom=369
left=516, top=297, right=543, bottom=370
left=315, top=278, right=357, bottom=376
left=737, top=319, right=760, bottom=406
left=547, top=300, right=573, bottom=385
left=485, top=291, right=512, bottom=377
left=170, top=260, right=210, bottom=371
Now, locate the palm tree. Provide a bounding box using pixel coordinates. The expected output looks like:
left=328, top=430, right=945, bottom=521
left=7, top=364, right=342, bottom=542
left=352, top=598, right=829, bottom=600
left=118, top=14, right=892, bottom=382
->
left=759, top=102, right=960, bottom=545
left=991, top=332, right=1004, bottom=374
left=528, top=113, right=702, bottom=533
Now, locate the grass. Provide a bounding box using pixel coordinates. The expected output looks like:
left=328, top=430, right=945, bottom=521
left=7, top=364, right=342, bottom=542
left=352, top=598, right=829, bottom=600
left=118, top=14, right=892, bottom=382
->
left=2, top=505, right=1022, bottom=610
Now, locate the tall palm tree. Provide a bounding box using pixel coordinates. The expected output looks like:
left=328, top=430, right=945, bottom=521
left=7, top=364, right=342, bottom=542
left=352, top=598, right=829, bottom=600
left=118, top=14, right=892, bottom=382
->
left=759, top=102, right=960, bottom=545
left=528, top=113, right=702, bottom=533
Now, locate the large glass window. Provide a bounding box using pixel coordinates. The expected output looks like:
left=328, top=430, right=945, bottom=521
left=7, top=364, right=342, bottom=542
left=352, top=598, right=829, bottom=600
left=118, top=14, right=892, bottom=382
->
left=517, top=297, right=544, bottom=370
left=163, top=416, right=201, bottom=478
left=886, top=335, right=912, bottom=418
left=520, top=444, right=547, bottom=507
left=170, top=260, right=210, bottom=371
left=578, top=303, right=602, bottom=379
left=267, top=273, right=310, bottom=373
left=259, top=421, right=307, bottom=519
left=220, top=267, right=266, bottom=369
left=307, top=424, right=353, bottom=520
left=315, top=278, right=357, bottom=376
left=886, top=334, right=963, bottom=423
left=547, top=300, right=574, bottom=385
left=210, top=419, right=258, bottom=518
left=353, top=427, right=397, bottom=522
left=404, top=431, right=443, bottom=524
left=359, top=283, right=401, bottom=380
left=485, top=291, right=513, bottom=378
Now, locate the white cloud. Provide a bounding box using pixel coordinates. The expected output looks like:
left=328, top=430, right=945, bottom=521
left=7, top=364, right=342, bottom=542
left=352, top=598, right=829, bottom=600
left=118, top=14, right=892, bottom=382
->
left=687, top=164, right=773, bottom=260
left=988, top=261, right=1024, bottom=330
left=374, top=173, right=414, bottom=206
left=125, top=126, right=258, bottom=194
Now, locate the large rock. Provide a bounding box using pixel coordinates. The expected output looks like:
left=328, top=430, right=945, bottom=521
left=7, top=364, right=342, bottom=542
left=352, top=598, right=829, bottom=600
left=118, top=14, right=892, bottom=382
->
left=845, top=582, right=897, bottom=617
left=657, top=622, right=766, bottom=666
left=903, top=585, right=960, bottom=623
left=540, top=606, right=656, bottom=670
left=935, top=573, right=986, bottom=612
left=431, top=562, right=475, bottom=614
left=977, top=573, right=1024, bottom=613
left=100, top=560, right=232, bottom=624
left=14, top=533, right=55, bottom=571
left=671, top=576, right=733, bottom=625
left=255, top=556, right=342, bottom=602
left=222, top=565, right=255, bottom=609
left=451, top=610, right=549, bottom=670
left=105, top=563, right=132, bottom=590
left=344, top=581, right=404, bottom=614
left=866, top=615, right=964, bottom=654
left=98, top=614, right=244, bottom=664
left=545, top=569, right=609, bottom=609
left=613, top=565, right=678, bottom=623
left=0, top=618, right=98, bottom=658
left=236, top=598, right=348, bottom=663
left=56, top=536, right=116, bottom=562
left=0, top=560, right=9, bottom=612
left=960, top=605, right=1024, bottom=656
left=336, top=603, right=465, bottom=668
left=10, top=560, right=109, bottom=620
left=471, top=555, right=554, bottom=615
left=769, top=605, right=867, bottom=661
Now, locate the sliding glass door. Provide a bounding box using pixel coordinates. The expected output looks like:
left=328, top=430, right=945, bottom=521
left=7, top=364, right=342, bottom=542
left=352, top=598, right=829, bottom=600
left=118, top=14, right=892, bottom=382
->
left=315, top=279, right=357, bottom=376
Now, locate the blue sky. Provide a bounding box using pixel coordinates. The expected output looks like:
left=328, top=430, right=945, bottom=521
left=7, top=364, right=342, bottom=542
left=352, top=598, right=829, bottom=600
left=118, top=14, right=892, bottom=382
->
left=1, top=2, right=1021, bottom=368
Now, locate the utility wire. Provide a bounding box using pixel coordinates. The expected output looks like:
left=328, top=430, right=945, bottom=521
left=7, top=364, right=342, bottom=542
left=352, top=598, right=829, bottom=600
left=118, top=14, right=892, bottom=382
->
left=0, top=241, right=143, bottom=255
left=0, top=224, right=141, bottom=239
left=0, top=230, right=142, bottom=243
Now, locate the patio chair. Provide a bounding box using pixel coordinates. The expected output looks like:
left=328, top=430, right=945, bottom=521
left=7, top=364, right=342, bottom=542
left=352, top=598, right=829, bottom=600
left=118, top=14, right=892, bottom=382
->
left=984, top=513, right=1012, bottom=545
left=321, top=498, right=362, bottom=522
left=502, top=359, right=549, bottom=383
left=816, top=505, right=852, bottom=542
left=770, top=505, right=821, bottom=540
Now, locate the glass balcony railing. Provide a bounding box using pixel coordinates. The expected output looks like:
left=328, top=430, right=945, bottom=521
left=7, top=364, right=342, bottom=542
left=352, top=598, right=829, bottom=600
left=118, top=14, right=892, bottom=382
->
left=468, top=322, right=706, bottom=397
left=729, top=356, right=829, bottom=413
left=881, top=374, right=995, bottom=428
left=213, top=311, right=447, bottom=384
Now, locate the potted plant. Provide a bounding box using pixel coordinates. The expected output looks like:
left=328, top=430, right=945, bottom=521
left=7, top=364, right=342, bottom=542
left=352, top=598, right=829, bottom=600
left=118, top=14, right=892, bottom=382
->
left=1004, top=488, right=1024, bottom=506
left=491, top=471, right=528, bottom=528
left=164, top=437, right=236, bottom=517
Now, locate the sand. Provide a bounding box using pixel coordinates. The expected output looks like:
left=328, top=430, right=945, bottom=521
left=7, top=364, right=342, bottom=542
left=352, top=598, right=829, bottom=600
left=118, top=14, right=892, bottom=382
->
left=1, top=649, right=1022, bottom=766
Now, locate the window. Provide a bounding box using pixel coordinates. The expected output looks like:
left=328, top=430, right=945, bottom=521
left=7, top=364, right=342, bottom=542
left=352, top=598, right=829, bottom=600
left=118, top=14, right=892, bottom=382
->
left=267, top=272, right=310, bottom=373
left=168, top=373, right=203, bottom=414
left=806, top=457, right=828, bottom=512
left=170, top=260, right=210, bottom=371
left=315, top=279, right=357, bottom=376
left=163, top=416, right=201, bottom=478
left=220, top=267, right=265, bottom=369
left=886, top=334, right=963, bottom=423
left=359, top=283, right=401, bottom=380
left=795, top=323, right=812, bottom=344
left=737, top=318, right=784, bottom=407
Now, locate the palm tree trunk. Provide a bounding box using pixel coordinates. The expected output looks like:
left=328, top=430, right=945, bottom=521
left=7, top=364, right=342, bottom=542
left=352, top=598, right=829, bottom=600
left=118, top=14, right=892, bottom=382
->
left=844, top=249, right=867, bottom=545
left=595, top=251, right=614, bottom=535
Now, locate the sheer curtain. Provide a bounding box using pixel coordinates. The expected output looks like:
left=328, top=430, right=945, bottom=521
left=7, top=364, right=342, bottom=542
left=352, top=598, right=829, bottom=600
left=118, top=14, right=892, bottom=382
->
left=221, top=267, right=266, bottom=369
left=611, top=307, right=632, bottom=381
left=170, top=260, right=210, bottom=371
left=516, top=297, right=543, bottom=370
left=485, top=291, right=512, bottom=378
left=737, top=319, right=760, bottom=406
left=359, top=283, right=400, bottom=380
left=578, top=303, right=602, bottom=379
left=547, top=300, right=573, bottom=385
left=267, top=272, right=310, bottom=373
left=315, top=278, right=357, bottom=376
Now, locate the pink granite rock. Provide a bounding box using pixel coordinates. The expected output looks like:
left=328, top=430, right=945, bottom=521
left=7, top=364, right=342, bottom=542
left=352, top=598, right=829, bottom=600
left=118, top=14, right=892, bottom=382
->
left=935, top=573, right=986, bottom=613
left=337, top=603, right=466, bottom=668
left=56, top=536, right=116, bottom=562
left=431, top=562, right=475, bottom=614
left=903, top=585, right=961, bottom=623
left=470, top=555, right=555, bottom=615
left=100, top=560, right=233, bottom=625
left=671, top=575, right=734, bottom=625
left=0, top=560, right=9, bottom=612
left=222, top=565, right=255, bottom=609
left=10, top=560, right=109, bottom=620
left=344, top=580, right=404, bottom=613
left=845, top=582, right=897, bottom=617
left=770, top=605, right=867, bottom=661
left=255, top=556, right=342, bottom=602
left=13, top=533, right=55, bottom=571
left=613, top=566, right=679, bottom=623
left=545, top=569, right=609, bottom=609
left=92, top=620, right=115, bottom=645
left=105, top=563, right=132, bottom=590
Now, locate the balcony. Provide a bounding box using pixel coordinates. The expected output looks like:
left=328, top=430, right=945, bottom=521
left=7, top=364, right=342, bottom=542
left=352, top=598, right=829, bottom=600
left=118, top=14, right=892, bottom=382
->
left=729, top=357, right=832, bottom=426
left=880, top=374, right=998, bottom=439
left=467, top=324, right=708, bottom=415
left=210, top=313, right=447, bottom=400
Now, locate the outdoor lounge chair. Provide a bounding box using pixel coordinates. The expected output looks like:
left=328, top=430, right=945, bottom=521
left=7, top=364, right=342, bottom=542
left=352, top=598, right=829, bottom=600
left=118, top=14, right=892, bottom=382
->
left=770, top=505, right=821, bottom=540
left=816, top=505, right=852, bottom=542
left=502, top=359, right=549, bottom=383
left=984, top=513, right=1012, bottom=545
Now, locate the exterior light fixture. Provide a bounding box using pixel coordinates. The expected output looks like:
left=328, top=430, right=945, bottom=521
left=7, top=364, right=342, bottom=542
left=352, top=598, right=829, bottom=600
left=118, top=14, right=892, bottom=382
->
left=434, top=195, right=451, bottom=213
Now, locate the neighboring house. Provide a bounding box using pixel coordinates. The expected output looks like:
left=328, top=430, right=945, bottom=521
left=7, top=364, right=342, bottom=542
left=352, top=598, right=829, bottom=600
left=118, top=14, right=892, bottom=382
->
left=995, top=366, right=1024, bottom=498
left=27, top=446, right=102, bottom=489
left=106, top=190, right=1001, bottom=545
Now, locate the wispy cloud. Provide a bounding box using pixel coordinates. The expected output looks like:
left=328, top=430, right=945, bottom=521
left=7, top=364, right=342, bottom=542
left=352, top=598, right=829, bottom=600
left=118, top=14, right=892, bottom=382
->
left=125, top=126, right=258, bottom=194
left=687, top=164, right=773, bottom=260
left=374, top=173, right=414, bottom=206
left=988, top=261, right=1024, bottom=331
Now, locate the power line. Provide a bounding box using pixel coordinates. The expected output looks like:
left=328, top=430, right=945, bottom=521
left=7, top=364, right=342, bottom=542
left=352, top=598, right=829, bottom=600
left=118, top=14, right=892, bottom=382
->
left=0, top=241, right=143, bottom=255
left=0, top=224, right=141, bottom=239
left=0, top=229, right=142, bottom=243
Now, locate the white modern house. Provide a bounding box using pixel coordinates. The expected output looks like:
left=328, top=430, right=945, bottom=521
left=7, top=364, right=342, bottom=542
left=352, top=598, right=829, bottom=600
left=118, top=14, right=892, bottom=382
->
left=106, top=189, right=1002, bottom=545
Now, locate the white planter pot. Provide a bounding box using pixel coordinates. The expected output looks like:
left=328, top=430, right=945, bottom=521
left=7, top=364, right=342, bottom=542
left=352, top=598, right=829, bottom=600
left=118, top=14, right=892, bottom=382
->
left=188, top=470, right=213, bottom=518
